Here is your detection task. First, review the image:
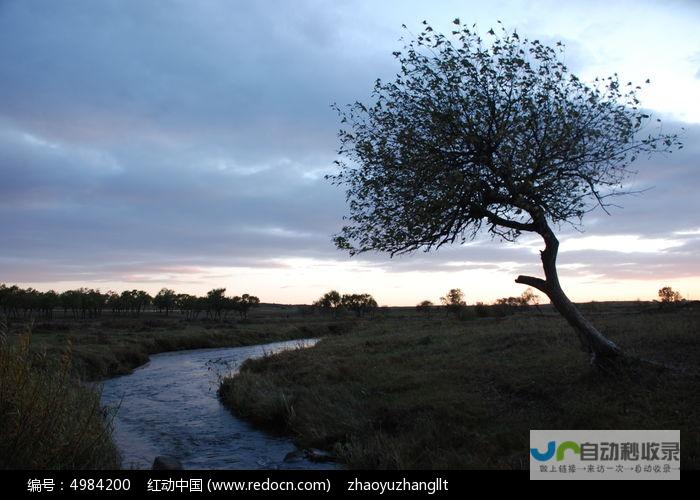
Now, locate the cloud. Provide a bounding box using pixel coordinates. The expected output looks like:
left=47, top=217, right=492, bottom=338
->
left=0, top=0, right=698, bottom=300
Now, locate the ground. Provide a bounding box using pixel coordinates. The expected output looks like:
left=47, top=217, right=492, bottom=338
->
left=2, top=302, right=697, bottom=470
left=8, top=305, right=349, bottom=380
left=218, top=302, right=700, bottom=469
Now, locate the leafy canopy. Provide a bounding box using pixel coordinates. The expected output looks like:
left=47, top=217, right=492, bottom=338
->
left=330, top=20, right=681, bottom=255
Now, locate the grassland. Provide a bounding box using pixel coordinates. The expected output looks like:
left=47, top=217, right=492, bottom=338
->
left=6, top=305, right=351, bottom=381
left=3, top=301, right=698, bottom=470
left=219, top=302, right=700, bottom=469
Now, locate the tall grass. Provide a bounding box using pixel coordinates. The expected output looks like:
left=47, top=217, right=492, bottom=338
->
left=0, top=317, right=120, bottom=469
left=220, top=307, right=700, bottom=469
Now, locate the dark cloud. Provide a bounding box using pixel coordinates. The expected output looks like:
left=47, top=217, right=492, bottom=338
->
left=0, top=0, right=394, bottom=151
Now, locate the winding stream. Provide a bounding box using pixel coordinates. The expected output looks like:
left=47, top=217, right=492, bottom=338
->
left=101, top=339, right=335, bottom=470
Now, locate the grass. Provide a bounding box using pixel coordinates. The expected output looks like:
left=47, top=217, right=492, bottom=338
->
left=7, top=307, right=352, bottom=381
left=3, top=301, right=697, bottom=469
left=0, top=322, right=120, bottom=469
left=219, top=302, right=700, bottom=469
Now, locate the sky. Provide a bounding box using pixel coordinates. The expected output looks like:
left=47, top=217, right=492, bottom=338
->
left=1, top=0, right=699, bottom=306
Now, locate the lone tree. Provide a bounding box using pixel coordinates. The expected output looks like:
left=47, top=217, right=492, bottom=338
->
left=440, top=288, right=467, bottom=315
left=658, top=286, right=682, bottom=304
left=329, top=21, right=681, bottom=366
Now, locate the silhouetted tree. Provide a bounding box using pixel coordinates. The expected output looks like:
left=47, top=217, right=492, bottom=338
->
left=0, top=284, right=19, bottom=318
left=38, top=290, right=59, bottom=319
left=658, top=286, right=682, bottom=304
left=106, top=291, right=121, bottom=314
left=133, top=290, right=151, bottom=316
left=314, top=290, right=343, bottom=316
left=341, top=293, right=378, bottom=317
left=177, top=293, right=203, bottom=320
left=154, top=288, right=177, bottom=316
left=206, top=288, right=227, bottom=320
left=440, top=288, right=466, bottom=316
left=416, top=300, right=434, bottom=314
left=330, top=20, right=682, bottom=366
left=495, top=288, right=540, bottom=309
left=235, top=294, right=260, bottom=319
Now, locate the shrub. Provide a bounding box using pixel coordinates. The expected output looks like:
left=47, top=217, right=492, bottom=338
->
left=474, top=302, right=490, bottom=318
left=456, top=306, right=474, bottom=321
left=415, top=300, right=434, bottom=314
left=0, top=321, right=120, bottom=469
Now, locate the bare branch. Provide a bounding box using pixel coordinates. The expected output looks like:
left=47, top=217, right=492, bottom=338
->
left=515, top=275, right=549, bottom=295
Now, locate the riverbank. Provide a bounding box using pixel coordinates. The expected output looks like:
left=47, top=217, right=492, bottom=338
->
left=219, top=302, right=700, bottom=469
left=1, top=307, right=354, bottom=469
left=101, top=339, right=335, bottom=470
left=0, top=328, right=120, bottom=469
left=6, top=308, right=353, bottom=380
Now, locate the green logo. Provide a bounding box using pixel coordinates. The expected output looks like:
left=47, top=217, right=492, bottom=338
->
left=531, top=441, right=581, bottom=461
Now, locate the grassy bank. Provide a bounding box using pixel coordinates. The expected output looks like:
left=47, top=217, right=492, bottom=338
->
left=219, top=302, right=700, bottom=469
left=0, top=326, right=120, bottom=469
left=6, top=307, right=352, bottom=381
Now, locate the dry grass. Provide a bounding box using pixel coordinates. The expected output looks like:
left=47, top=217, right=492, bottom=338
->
left=0, top=319, right=120, bottom=469
left=220, top=302, right=700, bottom=469
left=7, top=311, right=351, bottom=381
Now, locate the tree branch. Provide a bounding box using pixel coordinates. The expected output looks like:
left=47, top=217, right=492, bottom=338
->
left=515, top=275, right=549, bottom=295
left=481, top=207, right=536, bottom=232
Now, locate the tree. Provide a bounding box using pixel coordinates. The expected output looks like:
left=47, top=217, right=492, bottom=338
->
left=106, top=291, right=122, bottom=314
left=235, top=294, right=260, bottom=319
left=658, top=286, right=682, bottom=304
left=495, top=288, right=541, bottom=308
left=176, top=293, right=202, bottom=320
left=154, top=288, right=177, bottom=316
left=440, top=288, right=466, bottom=315
left=206, top=288, right=227, bottom=320
left=416, top=300, right=434, bottom=314
left=133, top=290, right=152, bottom=316
left=313, top=290, right=343, bottom=315
left=329, top=21, right=681, bottom=366
left=520, top=288, right=540, bottom=306
left=341, top=293, right=378, bottom=317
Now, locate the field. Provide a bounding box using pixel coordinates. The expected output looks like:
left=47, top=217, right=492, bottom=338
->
left=2, top=301, right=698, bottom=470
left=219, top=301, right=700, bottom=469
left=4, top=305, right=350, bottom=381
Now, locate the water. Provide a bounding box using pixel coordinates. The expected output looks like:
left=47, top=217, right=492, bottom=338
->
left=101, top=339, right=335, bottom=470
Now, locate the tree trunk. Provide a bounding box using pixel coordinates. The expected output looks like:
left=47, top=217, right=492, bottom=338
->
left=515, top=218, right=621, bottom=366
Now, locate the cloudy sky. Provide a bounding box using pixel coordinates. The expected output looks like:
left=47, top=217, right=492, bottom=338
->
left=1, top=0, right=699, bottom=305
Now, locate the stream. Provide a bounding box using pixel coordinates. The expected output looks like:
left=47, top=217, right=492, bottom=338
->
left=101, top=338, right=336, bottom=470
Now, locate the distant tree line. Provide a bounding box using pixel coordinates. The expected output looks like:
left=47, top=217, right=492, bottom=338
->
left=418, top=288, right=543, bottom=318
left=0, top=284, right=259, bottom=321
left=422, top=285, right=690, bottom=318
